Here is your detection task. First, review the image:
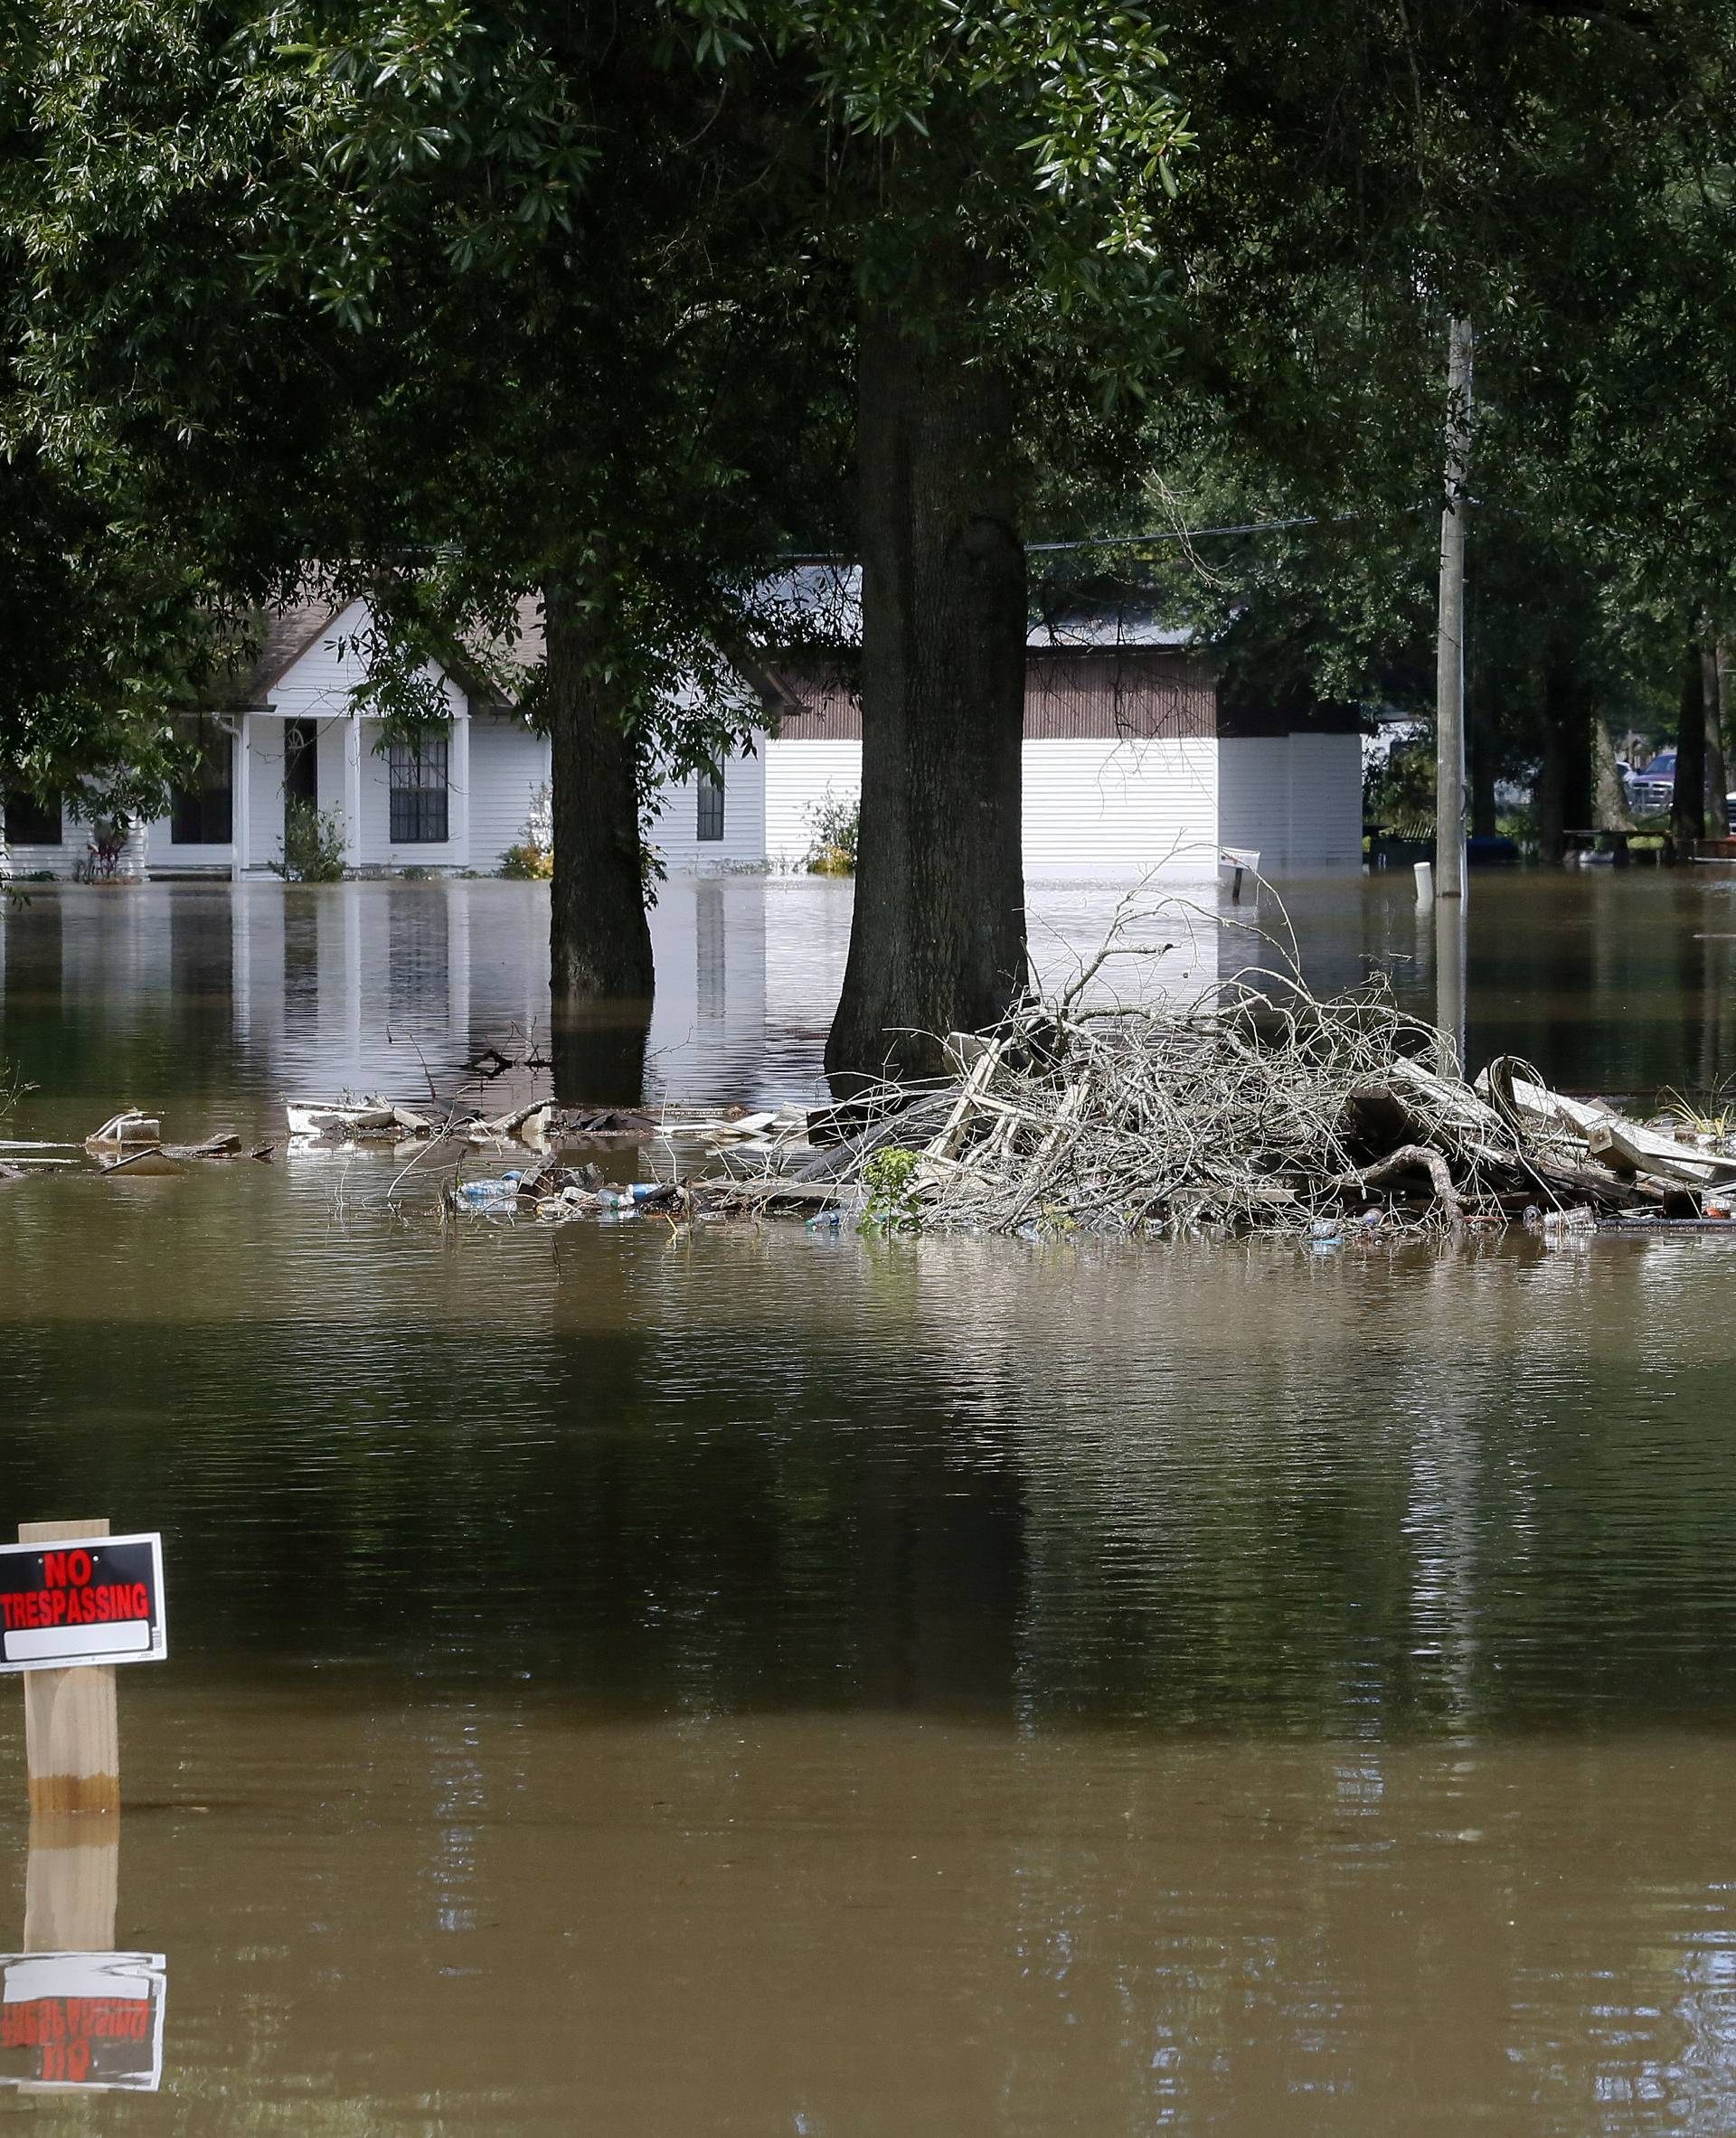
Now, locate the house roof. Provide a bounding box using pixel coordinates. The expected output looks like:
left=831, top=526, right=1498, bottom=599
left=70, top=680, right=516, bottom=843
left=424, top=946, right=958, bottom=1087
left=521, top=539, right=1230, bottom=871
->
left=452, top=594, right=545, bottom=705
left=208, top=571, right=1193, bottom=720
left=207, top=589, right=550, bottom=713
left=756, top=565, right=1194, bottom=650
left=206, top=596, right=348, bottom=709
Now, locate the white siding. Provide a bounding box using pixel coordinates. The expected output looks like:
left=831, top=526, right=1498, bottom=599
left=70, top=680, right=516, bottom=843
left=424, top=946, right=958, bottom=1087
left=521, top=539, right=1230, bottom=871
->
left=4, top=796, right=152, bottom=881
left=764, top=737, right=1222, bottom=881
left=137, top=825, right=232, bottom=872
left=246, top=717, right=297, bottom=871
left=268, top=599, right=372, bottom=722
left=1219, top=734, right=1363, bottom=871
left=1288, top=732, right=1363, bottom=867
left=467, top=715, right=551, bottom=873
left=647, top=742, right=767, bottom=873
left=1021, top=739, right=1220, bottom=881
left=1, top=834, right=73, bottom=880
left=764, top=740, right=861, bottom=872
left=258, top=598, right=472, bottom=874
left=1217, top=739, right=1288, bottom=865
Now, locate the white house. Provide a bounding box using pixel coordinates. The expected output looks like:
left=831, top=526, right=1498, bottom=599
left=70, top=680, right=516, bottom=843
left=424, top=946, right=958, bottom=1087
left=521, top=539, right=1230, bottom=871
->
left=1, top=582, right=1363, bottom=882
left=1, top=598, right=551, bottom=883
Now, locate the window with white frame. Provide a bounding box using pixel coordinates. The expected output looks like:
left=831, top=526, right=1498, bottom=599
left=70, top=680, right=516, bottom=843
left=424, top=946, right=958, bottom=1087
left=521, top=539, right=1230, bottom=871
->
left=696, top=766, right=725, bottom=842
left=388, top=736, right=449, bottom=843
left=169, top=724, right=234, bottom=844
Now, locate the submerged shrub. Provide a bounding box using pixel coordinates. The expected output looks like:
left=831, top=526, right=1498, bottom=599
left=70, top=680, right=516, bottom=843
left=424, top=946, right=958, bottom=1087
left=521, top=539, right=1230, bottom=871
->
left=501, top=783, right=554, bottom=878
left=271, top=800, right=348, bottom=883
left=804, top=788, right=859, bottom=876
left=500, top=840, right=552, bottom=880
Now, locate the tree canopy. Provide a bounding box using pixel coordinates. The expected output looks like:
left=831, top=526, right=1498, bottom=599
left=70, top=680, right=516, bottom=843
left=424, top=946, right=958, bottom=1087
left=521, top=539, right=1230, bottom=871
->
left=8, top=0, right=1736, bottom=1064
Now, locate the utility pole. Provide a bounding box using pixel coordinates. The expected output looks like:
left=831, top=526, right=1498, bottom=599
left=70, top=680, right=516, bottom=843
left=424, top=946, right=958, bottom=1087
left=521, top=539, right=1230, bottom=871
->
left=1435, top=318, right=1474, bottom=899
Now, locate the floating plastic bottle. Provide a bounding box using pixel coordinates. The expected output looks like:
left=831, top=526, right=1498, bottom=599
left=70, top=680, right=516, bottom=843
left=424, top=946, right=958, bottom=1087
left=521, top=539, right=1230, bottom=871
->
left=453, top=1173, right=524, bottom=1210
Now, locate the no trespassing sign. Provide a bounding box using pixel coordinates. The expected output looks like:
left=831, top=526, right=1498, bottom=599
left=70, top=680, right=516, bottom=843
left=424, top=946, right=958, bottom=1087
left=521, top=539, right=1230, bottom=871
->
left=0, top=1535, right=167, bottom=1673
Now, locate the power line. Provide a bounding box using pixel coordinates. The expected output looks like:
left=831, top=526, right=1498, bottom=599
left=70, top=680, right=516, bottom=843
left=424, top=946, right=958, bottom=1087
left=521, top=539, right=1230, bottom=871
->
left=1026, top=516, right=1344, bottom=551
left=784, top=510, right=1390, bottom=566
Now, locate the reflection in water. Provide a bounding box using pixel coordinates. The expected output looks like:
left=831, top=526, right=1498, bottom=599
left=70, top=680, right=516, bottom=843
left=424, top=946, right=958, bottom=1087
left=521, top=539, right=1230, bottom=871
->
left=2, top=1816, right=165, bottom=2097
left=24, top=1813, right=117, bottom=1953
left=5, top=871, right=1736, bottom=1126
left=4, top=1704, right=1736, bottom=2132
left=5, top=874, right=1736, bottom=2128
left=550, top=994, right=654, bottom=1107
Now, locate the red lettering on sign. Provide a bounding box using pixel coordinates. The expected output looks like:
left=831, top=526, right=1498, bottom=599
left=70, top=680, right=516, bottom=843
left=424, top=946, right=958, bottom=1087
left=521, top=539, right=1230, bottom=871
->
left=3, top=1996, right=150, bottom=2052
left=40, top=2037, right=92, bottom=2083
left=2, top=1550, right=154, bottom=1653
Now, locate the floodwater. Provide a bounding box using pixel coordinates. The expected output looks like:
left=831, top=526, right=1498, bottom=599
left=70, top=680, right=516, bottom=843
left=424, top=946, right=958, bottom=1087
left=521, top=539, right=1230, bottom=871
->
left=3, top=872, right=1736, bottom=2133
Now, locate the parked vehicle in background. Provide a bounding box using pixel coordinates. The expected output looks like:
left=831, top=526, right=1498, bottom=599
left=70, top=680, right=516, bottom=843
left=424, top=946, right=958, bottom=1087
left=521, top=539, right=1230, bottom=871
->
left=1627, top=751, right=1675, bottom=813
left=1623, top=752, right=1736, bottom=831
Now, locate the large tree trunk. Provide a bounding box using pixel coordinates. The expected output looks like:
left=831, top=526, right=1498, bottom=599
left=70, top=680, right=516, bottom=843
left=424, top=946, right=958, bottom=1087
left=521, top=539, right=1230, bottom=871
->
left=545, top=579, right=654, bottom=1101
left=1673, top=636, right=1707, bottom=848
left=1535, top=646, right=1590, bottom=864
left=1703, top=634, right=1727, bottom=834
left=1591, top=717, right=1634, bottom=833
left=824, top=302, right=1028, bottom=1091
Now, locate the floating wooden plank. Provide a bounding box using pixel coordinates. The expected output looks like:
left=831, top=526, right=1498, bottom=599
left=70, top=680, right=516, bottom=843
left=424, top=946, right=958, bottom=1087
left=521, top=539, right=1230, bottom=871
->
left=696, top=1177, right=842, bottom=1209
left=1586, top=1117, right=1736, bottom=1184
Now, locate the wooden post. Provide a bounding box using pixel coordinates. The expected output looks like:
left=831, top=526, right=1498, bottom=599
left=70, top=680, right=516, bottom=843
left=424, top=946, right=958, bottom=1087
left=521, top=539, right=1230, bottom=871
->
left=1436, top=317, right=1475, bottom=900
left=18, top=1521, right=119, bottom=1817
left=24, top=1813, right=118, bottom=1953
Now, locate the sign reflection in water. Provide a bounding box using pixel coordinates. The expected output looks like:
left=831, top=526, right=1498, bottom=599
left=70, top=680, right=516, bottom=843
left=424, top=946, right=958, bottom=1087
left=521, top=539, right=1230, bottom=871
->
left=0, top=1813, right=165, bottom=2095
left=0, top=1950, right=165, bottom=2093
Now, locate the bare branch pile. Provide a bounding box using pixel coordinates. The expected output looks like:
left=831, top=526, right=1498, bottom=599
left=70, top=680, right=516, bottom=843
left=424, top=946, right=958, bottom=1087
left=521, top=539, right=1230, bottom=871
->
left=795, top=979, right=1736, bottom=1238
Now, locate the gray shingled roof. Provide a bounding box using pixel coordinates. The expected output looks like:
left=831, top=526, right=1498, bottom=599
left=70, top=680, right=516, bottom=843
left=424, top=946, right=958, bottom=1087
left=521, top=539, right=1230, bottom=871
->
left=757, top=565, right=1194, bottom=649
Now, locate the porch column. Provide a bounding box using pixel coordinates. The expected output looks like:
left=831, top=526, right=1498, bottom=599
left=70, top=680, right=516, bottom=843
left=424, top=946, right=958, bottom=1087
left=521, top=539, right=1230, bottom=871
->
left=451, top=709, right=471, bottom=869
left=344, top=712, right=363, bottom=870
left=231, top=713, right=251, bottom=881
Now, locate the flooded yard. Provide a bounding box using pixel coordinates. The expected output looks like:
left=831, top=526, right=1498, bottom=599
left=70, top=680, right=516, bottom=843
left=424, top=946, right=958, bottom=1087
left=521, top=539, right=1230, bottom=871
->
left=5, top=874, right=1736, bottom=2131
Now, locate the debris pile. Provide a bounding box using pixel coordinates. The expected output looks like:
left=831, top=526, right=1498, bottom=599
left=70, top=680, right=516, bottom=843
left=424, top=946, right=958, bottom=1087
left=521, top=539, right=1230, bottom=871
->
left=792, top=983, right=1736, bottom=1238
left=436, top=975, right=1736, bottom=1239
left=286, top=1093, right=552, bottom=1149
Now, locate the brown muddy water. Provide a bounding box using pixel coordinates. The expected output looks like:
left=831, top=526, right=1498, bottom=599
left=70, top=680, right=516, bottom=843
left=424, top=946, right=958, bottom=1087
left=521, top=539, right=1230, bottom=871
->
left=4, top=872, right=1736, bottom=2133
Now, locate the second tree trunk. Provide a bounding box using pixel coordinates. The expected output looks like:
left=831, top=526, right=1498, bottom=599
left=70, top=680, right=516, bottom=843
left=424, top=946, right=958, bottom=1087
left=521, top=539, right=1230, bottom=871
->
left=545, top=579, right=655, bottom=1101
left=825, top=304, right=1029, bottom=1089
